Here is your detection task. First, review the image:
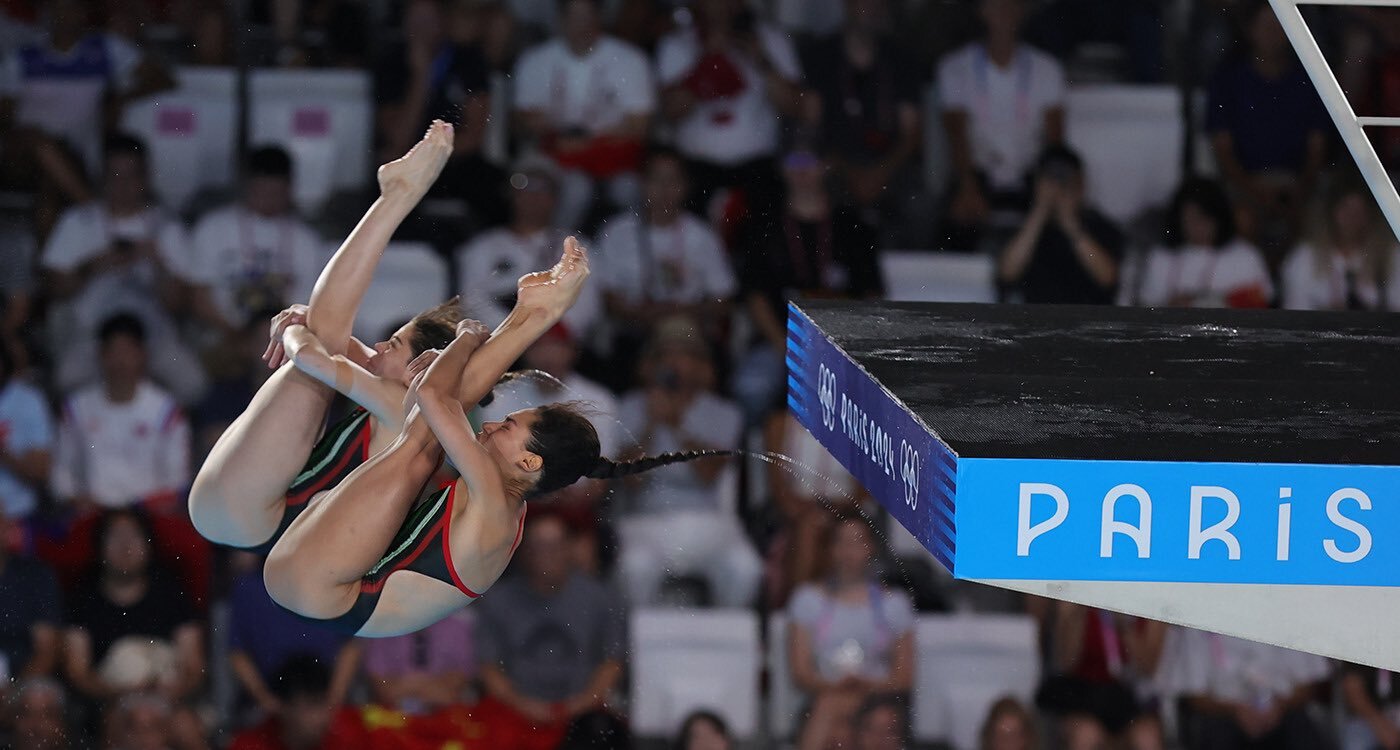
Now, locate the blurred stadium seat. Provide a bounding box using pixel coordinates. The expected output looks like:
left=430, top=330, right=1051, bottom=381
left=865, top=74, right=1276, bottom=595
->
left=1065, top=85, right=1185, bottom=226
left=120, top=67, right=239, bottom=213
left=248, top=69, right=374, bottom=215
left=880, top=250, right=997, bottom=303
left=913, top=614, right=1040, bottom=750
left=352, top=242, right=451, bottom=344
left=767, top=614, right=802, bottom=741
left=630, top=608, right=761, bottom=739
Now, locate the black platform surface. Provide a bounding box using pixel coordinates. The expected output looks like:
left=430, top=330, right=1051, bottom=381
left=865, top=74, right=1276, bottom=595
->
left=800, top=301, right=1400, bottom=465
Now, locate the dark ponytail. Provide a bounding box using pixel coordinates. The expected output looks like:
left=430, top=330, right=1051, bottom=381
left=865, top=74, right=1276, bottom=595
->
left=525, top=402, right=737, bottom=497
left=586, top=450, right=737, bottom=480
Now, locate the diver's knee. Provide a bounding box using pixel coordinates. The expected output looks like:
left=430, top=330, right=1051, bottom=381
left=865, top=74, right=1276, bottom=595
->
left=262, top=544, right=309, bottom=612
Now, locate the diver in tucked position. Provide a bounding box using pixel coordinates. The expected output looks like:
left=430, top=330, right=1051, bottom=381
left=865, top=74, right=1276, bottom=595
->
left=262, top=237, right=733, bottom=635
left=189, top=121, right=464, bottom=554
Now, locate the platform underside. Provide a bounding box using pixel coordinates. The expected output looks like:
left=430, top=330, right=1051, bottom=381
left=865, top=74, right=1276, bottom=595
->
left=982, top=579, right=1400, bottom=668
left=786, top=301, right=1400, bottom=669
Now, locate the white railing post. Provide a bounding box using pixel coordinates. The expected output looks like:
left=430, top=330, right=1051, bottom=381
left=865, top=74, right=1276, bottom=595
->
left=1272, top=0, right=1400, bottom=240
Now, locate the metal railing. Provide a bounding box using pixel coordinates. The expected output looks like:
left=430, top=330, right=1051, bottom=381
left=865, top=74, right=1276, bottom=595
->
left=1271, top=0, right=1400, bottom=239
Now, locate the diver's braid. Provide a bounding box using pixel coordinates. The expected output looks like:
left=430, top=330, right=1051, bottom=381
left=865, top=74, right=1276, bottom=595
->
left=585, top=449, right=738, bottom=479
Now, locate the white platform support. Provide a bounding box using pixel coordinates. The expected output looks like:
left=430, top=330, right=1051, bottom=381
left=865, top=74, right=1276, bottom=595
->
left=1272, top=0, right=1400, bottom=242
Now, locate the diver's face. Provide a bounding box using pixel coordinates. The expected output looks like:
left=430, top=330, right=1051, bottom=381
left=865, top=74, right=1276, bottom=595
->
left=369, top=322, right=418, bottom=384
left=478, top=409, right=543, bottom=479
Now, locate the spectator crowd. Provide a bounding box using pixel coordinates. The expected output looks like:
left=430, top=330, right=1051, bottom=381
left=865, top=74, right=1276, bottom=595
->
left=0, top=0, right=1398, bottom=748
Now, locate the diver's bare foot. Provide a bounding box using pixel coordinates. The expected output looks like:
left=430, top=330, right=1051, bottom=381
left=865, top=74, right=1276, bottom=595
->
left=516, top=236, right=591, bottom=318
left=377, top=120, right=453, bottom=202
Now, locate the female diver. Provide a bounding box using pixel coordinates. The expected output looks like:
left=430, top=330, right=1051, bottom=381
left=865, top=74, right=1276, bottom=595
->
left=260, top=238, right=732, bottom=635
left=188, top=121, right=463, bottom=554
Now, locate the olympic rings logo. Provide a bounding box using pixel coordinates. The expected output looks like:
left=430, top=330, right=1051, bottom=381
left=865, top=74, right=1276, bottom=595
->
left=900, top=440, right=921, bottom=511
left=818, top=364, right=837, bottom=432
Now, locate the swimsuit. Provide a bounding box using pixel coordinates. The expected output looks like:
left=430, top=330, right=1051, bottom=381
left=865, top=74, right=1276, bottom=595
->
left=306, top=481, right=527, bottom=635
left=240, top=407, right=373, bottom=556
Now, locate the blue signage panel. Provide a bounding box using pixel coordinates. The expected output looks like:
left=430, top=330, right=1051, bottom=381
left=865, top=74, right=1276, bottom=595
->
left=956, top=457, right=1400, bottom=586
left=786, top=304, right=958, bottom=570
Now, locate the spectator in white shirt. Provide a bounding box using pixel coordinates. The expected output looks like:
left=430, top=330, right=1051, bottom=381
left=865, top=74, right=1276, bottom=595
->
left=656, top=0, right=803, bottom=218
left=594, top=147, right=736, bottom=385
left=937, top=0, right=1066, bottom=251
left=454, top=163, right=602, bottom=338
left=616, top=316, right=760, bottom=608
left=41, top=134, right=205, bottom=404
left=1161, top=627, right=1330, bottom=750
left=1132, top=178, right=1273, bottom=309
left=189, top=146, right=325, bottom=337
left=513, top=0, right=655, bottom=231
left=1282, top=174, right=1400, bottom=311
left=0, top=0, right=172, bottom=236
left=52, top=315, right=191, bottom=516
left=0, top=344, right=52, bottom=521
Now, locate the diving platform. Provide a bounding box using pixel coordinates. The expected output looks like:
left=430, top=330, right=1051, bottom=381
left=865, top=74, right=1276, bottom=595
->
left=786, top=301, right=1400, bottom=669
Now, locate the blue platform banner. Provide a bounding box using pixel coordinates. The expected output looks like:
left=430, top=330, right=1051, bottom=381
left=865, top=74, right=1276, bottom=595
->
left=955, top=457, right=1400, bottom=586
left=786, top=304, right=958, bottom=570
